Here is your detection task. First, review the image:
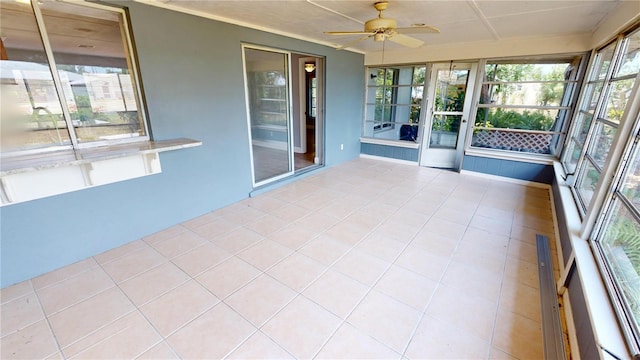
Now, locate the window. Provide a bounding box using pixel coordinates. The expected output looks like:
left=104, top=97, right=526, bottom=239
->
left=0, top=0, right=147, bottom=154
left=593, top=127, right=640, bottom=353
left=363, top=66, right=425, bottom=142
left=472, top=59, right=581, bottom=155
left=565, top=28, right=640, bottom=212
left=373, top=68, right=399, bottom=131
left=308, top=77, right=317, bottom=118
left=564, top=25, right=640, bottom=354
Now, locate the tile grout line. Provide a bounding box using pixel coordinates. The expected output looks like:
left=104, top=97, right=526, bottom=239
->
left=23, top=280, right=65, bottom=359
left=485, top=185, right=554, bottom=359
left=97, top=248, right=215, bottom=360
left=311, top=173, right=452, bottom=360
left=398, top=178, right=484, bottom=359
left=480, top=182, right=525, bottom=360
left=270, top=170, right=517, bottom=358
left=30, top=259, right=102, bottom=293
left=217, top=169, right=421, bottom=359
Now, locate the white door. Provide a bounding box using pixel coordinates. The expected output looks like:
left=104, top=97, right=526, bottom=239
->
left=420, top=63, right=477, bottom=169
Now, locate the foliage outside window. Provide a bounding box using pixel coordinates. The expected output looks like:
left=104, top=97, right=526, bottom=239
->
left=0, top=0, right=147, bottom=154
left=472, top=60, right=580, bottom=155
left=363, top=66, right=425, bottom=143
left=567, top=28, right=640, bottom=211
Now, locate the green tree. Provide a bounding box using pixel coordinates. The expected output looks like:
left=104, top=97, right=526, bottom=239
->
left=476, top=63, right=569, bottom=130
left=485, top=63, right=534, bottom=104
left=537, top=65, right=567, bottom=106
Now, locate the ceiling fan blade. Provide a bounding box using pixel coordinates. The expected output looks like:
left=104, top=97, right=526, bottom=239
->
left=394, top=25, right=440, bottom=34
left=387, top=32, right=424, bottom=48
left=325, top=31, right=376, bottom=36
left=336, top=34, right=375, bottom=50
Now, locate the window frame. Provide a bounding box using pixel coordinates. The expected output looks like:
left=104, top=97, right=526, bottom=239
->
left=591, top=125, right=640, bottom=356
left=362, top=65, right=427, bottom=140
left=2, top=0, right=150, bottom=156
left=470, top=58, right=583, bottom=156
left=563, top=32, right=639, bottom=216
left=574, top=39, right=628, bottom=213
left=562, top=23, right=640, bottom=355
left=372, top=68, right=399, bottom=132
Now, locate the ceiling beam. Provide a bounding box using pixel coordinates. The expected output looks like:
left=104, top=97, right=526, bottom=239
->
left=305, top=1, right=364, bottom=25
left=467, top=0, right=500, bottom=41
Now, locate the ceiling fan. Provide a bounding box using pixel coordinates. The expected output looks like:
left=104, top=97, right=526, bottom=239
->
left=324, top=1, right=440, bottom=50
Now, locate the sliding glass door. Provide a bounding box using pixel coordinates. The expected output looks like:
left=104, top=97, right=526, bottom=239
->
left=243, top=46, right=293, bottom=185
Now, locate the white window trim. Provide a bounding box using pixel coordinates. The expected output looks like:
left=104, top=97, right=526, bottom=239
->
left=555, top=162, right=637, bottom=359
left=468, top=58, right=583, bottom=157
left=557, top=25, right=640, bottom=356
left=6, top=0, right=151, bottom=156
left=568, top=37, right=627, bottom=215
left=362, top=65, right=426, bottom=144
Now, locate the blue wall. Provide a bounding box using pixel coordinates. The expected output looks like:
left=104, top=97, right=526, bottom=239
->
left=0, top=2, right=364, bottom=287
left=360, top=143, right=419, bottom=162
left=462, top=155, right=554, bottom=184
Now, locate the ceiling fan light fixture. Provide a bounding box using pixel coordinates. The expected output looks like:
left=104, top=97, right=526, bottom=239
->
left=325, top=1, right=438, bottom=50
left=374, top=33, right=386, bottom=42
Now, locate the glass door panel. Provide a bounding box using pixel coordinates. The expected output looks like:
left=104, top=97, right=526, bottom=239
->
left=430, top=115, right=462, bottom=148
left=420, top=63, right=476, bottom=169
left=243, top=47, right=292, bottom=185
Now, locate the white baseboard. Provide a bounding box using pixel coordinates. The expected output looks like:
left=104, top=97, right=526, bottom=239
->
left=359, top=154, right=418, bottom=166
left=459, top=169, right=551, bottom=189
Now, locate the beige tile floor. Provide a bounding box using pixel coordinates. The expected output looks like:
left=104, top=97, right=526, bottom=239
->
left=0, top=158, right=559, bottom=359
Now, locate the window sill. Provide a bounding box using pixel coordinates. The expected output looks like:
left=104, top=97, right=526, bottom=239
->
left=360, top=137, right=420, bottom=149
left=0, top=138, right=202, bottom=206
left=553, top=161, right=634, bottom=359
left=465, top=147, right=556, bottom=165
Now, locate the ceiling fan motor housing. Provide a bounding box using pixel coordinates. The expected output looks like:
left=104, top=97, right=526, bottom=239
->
left=365, top=17, right=397, bottom=33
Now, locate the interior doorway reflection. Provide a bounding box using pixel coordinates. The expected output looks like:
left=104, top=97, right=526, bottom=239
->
left=294, top=55, right=323, bottom=172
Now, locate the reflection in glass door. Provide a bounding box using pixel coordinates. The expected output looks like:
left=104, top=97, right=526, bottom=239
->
left=243, top=46, right=293, bottom=185
left=420, top=63, right=477, bottom=169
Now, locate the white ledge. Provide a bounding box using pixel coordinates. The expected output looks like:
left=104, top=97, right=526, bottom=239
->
left=465, top=147, right=556, bottom=165
left=1, top=138, right=201, bottom=176
left=0, top=138, right=202, bottom=206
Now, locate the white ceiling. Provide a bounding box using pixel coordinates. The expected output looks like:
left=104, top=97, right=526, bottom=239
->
left=149, top=0, right=636, bottom=53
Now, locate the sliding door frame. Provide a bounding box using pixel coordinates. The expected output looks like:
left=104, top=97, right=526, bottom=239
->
left=242, top=44, right=295, bottom=187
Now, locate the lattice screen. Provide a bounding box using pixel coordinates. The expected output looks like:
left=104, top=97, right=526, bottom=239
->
left=472, top=129, right=552, bottom=154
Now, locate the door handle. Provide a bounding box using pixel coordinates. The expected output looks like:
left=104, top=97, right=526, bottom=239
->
left=462, top=119, right=467, bottom=123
